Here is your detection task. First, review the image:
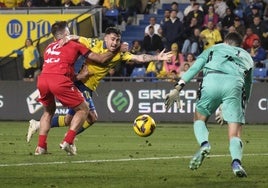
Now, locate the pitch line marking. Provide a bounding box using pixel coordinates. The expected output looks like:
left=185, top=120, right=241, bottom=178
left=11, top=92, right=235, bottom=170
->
left=0, top=153, right=267, bottom=167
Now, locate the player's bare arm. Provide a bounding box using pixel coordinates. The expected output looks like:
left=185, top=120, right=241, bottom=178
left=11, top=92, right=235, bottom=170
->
left=87, top=50, right=117, bottom=64
left=75, top=64, right=94, bottom=82
left=130, top=49, right=172, bottom=62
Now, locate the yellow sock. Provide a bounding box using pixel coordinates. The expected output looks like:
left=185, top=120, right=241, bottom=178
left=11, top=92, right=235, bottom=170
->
left=58, top=115, right=66, bottom=127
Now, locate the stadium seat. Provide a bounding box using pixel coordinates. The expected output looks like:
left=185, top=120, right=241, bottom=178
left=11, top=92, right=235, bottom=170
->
left=130, top=67, right=146, bottom=82
left=105, top=9, right=119, bottom=25
left=253, top=68, right=267, bottom=81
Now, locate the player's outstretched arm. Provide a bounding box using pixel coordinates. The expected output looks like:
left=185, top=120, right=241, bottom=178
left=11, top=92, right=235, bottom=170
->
left=130, top=49, right=172, bottom=63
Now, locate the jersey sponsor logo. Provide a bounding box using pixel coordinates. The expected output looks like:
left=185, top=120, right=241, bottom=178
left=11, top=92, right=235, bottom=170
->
left=45, top=44, right=61, bottom=64
left=107, top=90, right=133, bottom=113
left=6, top=19, right=22, bottom=38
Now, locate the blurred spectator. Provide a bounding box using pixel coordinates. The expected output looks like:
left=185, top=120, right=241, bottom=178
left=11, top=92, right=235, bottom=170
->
left=202, top=0, right=216, bottom=15
left=215, top=22, right=225, bottom=40
left=244, top=0, right=263, bottom=18
left=23, top=0, right=36, bottom=7
left=249, top=15, right=268, bottom=50
left=37, top=0, right=61, bottom=7
left=228, top=25, right=237, bottom=33
left=232, top=16, right=246, bottom=36
left=160, top=9, right=170, bottom=26
left=146, top=59, right=167, bottom=81
left=183, top=53, right=196, bottom=67
left=144, top=16, right=161, bottom=36
left=245, top=5, right=261, bottom=27
left=130, top=40, right=143, bottom=55
left=182, top=27, right=203, bottom=56
left=139, top=0, right=149, bottom=14
left=118, top=0, right=138, bottom=25
left=162, top=9, right=184, bottom=50
left=182, top=16, right=199, bottom=39
left=225, top=0, right=237, bottom=12
left=200, top=21, right=223, bottom=49
left=221, top=8, right=235, bottom=32
left=248, top=38, right=267, bottom=67
left=125, top=40, right=143, bottom=76
left=14, top=38, right=40, bottom=82
left=62, top=0, right=76, bottom=7
left=77, top=0, right=91, bottom=6
left=157, top=26, right=166, bottom=44
left=185, top=2, right=204, bottom=28
left=164, top=43, right=184, bottom=81
left=242, top=27, right=260, bottom=50
left=184, top=0, right=203, bottom=17
left=0, top=0, right=24, bottom=7
left=170, top=1, right=184, bottom=23
left=203, top=5, right=219, bottom=28
left=214, top=0, right=228, bottom=19
left=143, top=25, right=164, bottom=54
left=179, top=63, right=190, bottom=78
left=102, top=0, right=119, bottom=9
left=145, top=0, right=160, bottom=14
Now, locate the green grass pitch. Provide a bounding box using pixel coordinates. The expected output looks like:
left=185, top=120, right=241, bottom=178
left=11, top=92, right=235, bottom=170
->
left=0, top=121, right=267, bottom=188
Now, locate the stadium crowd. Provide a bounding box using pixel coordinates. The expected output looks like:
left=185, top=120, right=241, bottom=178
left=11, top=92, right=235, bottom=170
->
left=3, top=0, right=268, bottom=81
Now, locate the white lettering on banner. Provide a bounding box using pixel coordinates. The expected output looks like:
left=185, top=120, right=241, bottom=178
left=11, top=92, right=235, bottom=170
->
left=139, top=102, right=166, bottom=113
left=139, top=90, right=166, bottom=99
left=0, top=95, right=3, bottom=108
left=138, top=89, right=197, bottom=113
left=258, top=98, right=268, bottom=110
left=55, top=108, right=69, bottom=114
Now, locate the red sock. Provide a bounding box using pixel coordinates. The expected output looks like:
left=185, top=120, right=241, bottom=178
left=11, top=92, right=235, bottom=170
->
left=38, top=135, right=47, bottom=149
left=64, top=130, right=76, bottom=144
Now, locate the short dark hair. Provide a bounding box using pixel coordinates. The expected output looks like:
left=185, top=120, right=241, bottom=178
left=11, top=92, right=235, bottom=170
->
left=105, top=27, right=121, bottom=36
left=51, top=21, right=68, bottom=38
left=224, top=32, right=243, bottom=47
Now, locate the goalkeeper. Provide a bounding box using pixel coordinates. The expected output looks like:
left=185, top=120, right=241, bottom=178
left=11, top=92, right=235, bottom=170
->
left=165, top=32, right=253, bottom=178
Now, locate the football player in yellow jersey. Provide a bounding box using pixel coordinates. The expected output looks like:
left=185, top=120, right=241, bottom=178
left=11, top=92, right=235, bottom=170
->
left=27, top=27, right=172, bottom=152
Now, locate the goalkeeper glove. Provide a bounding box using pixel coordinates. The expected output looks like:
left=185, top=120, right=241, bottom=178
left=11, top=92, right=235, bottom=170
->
left=165, top=80, right=185, bottom=111
left=215, top=105, right=225, bottom=126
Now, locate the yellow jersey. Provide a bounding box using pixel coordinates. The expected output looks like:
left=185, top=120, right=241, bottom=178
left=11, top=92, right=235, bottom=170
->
left=200, top=29, right=222, bottom=50
left=23, top=45, right=39, bottom=69
left=0, top=0, right=24, bottom=8
left=79, top=37, right=133, bottom=91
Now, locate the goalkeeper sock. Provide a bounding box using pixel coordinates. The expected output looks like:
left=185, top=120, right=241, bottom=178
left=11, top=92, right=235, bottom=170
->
left=193, top=120, right=209, bottom=146
left=51, top=116, right=66, bottom=128
left=229, top=137, right=243, bottom=161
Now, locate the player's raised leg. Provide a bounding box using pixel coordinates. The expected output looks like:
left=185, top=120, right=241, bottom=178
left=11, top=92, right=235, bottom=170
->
left=189, top=120, right=211, bottom=170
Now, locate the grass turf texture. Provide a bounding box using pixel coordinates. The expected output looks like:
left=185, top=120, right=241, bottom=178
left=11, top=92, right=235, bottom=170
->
left=0, top=121, right=267, bottom=188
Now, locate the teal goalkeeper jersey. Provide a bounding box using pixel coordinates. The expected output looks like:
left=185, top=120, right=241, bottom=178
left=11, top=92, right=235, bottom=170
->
left=181, top=43, right=254, bottom=100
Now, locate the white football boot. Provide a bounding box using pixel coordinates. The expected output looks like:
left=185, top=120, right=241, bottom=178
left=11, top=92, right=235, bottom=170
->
left=27, top=119, right=40, bottom=143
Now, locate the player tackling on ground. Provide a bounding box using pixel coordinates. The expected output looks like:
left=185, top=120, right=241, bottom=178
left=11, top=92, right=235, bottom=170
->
left=165, top=32, right=253, bottom=177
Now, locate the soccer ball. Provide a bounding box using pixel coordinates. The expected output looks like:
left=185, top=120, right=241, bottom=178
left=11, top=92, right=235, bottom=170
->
left=133, top=114, right=156, bottom=137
